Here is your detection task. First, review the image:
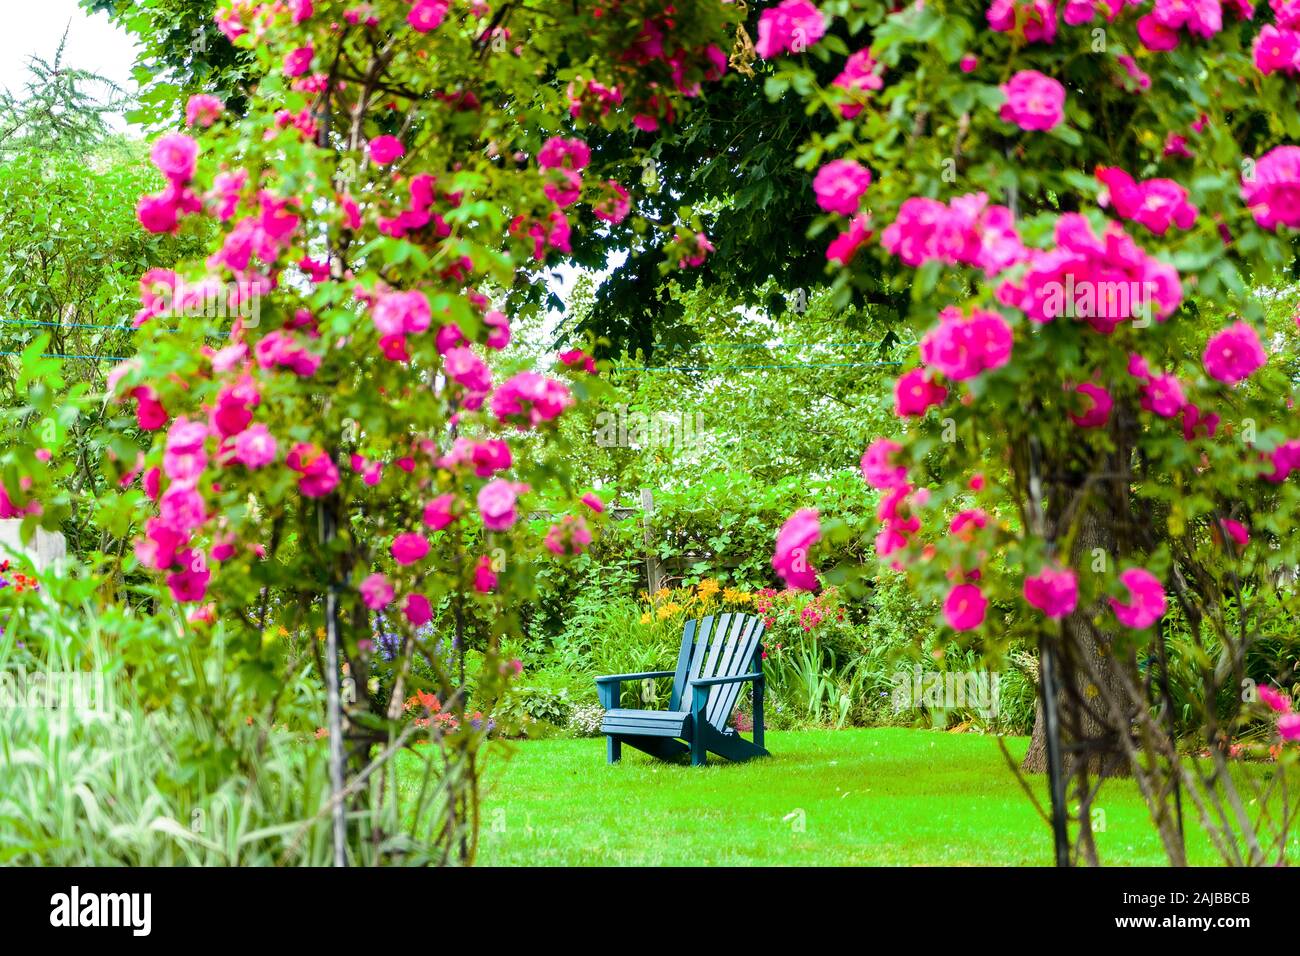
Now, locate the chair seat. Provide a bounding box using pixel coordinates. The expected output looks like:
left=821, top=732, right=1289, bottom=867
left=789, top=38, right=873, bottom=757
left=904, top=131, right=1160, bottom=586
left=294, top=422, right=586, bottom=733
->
left=601, top=709, right=690, bottom=737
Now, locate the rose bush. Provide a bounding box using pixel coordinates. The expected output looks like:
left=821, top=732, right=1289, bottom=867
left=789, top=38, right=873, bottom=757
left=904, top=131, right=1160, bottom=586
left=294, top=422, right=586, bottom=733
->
left=763, top=0, right=1300, bottom=865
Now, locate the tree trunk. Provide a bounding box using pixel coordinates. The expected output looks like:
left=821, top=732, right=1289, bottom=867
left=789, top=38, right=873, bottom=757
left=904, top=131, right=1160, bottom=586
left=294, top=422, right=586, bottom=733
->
left=1022, top=507, right=1134, bottom=778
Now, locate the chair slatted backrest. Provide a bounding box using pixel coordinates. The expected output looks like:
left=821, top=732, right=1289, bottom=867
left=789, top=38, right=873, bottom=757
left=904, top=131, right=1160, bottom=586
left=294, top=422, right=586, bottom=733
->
left=669, top=614, right=766, bottom=731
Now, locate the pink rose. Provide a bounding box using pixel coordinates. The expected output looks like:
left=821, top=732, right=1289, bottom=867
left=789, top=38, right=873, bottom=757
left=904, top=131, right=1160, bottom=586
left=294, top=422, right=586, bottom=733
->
left=1024, top=565, right=1079, bottom=619
left=185, top=94, right=224, bottom=128
left=478, top=479, right=520, bottom=531
left=361, top=573, right=394, bottom=610
left=1242, top=146, right=1300, bottom=230
left=920, top=306, right=1014, bottom=381
left=861, top=438, right=908, bottom=490
left=894, top=368, right=948, bottom=417
left=408, top=0, right=449, bottom=32
left=1203, top=321, right=1267, bottom=385
left=812, top=159, right=872, bottom=215
left=772, top=508, right=820, bottom=591
left=999, top=70, right=1066, bottom=131
left=391, top=532, right=430, bottom=565
left=473, top=554, right=498, bottom=593
left=151, top=133, right=199, bottom=183
left=368, top=135, right=406, bottom=165
left=755, top=0, right=827, bottom=58
left=1259, top=684, right=1292, bottom=713
left=283, top=46, right=314, bottom=77
left=943, top=583, right=988, bottom=631
left=1110, top=567, right=1167, bottom=629
left=404, top=592, right=433, bottom=626
left=423, top=494, right=457, bottom=530
left=286, top=443, right=339, bottom=498
left=1068, top=382, right=1112, bottom=428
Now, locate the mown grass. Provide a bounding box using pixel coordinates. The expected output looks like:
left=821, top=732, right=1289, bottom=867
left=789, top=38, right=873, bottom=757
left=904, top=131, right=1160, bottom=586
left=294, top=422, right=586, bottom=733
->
left=398, top=727, right=1290, bottom=866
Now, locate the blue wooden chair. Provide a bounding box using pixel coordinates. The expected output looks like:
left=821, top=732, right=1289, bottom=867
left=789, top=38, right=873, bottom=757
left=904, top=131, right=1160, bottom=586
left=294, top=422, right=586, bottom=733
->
left=595, top=613, right=769, bottom=766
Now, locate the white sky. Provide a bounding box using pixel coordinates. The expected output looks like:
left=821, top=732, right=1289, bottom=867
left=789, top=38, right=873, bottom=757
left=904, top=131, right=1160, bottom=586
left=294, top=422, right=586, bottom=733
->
left=1, top=2, right=138, bottom=125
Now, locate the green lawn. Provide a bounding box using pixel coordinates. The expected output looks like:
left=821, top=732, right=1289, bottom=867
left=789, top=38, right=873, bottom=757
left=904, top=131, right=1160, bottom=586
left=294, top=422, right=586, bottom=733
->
left=416, top=727, right=1271, bottom=865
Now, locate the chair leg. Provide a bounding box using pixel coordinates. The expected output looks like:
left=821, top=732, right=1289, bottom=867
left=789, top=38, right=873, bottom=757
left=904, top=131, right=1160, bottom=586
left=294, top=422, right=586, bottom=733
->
left=607, top=735, right=622, bottom=764
left=754, top=678, right=765, bottom=752
left=690, top=723, right=707, bottom=767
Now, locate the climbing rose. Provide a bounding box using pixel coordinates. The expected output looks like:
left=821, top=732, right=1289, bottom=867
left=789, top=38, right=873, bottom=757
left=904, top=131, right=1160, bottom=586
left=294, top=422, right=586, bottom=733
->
left=772, top=508, right=820, bottom=591
left=372, top=290, right=432, bottom=337
left=537, top=136, right=591, bottom=171
left=423, top=494, right=457, bottom=530
left=137, top=193, right=181, bottom=234
left=1259, top=685, right=1292, bottom=713
left=592, top=180, right=631, bottom=223
left=1095, top=167, right=1198, bottom=235
left=1254, top=25, right=1300, bottom=75
left=1279, top=714, right=1300, bottom=741
left=164, top=417, right=209, bottom=484
left=477, top=479, right=520, bottom=531
left=491, top=372, right=573, bottom=428
left=408, top=0, right=449, bottom=32
left=861, top=438, right=908, bottom=490
left=997, top=213, right=1183, bottom=328
left=1203, top=321, right=1267, bottom=384
left=1068, top=382, right=1113, bottom=428
left=755, top=0, right=827, bottom=58
left=230, top=424, right=277, bottom=469
left=1140, top=372, right=1186, bottom=419
left=544, top=516, right=593, bottom=556
left=880, top=193, right=1024, bottom=275
left=944, top=583, right=988, bottom=631
left=1136, top=0, right=1224, bottom=51
left=1110, top=568, right=1167, bottom=629
left=1023, top=566, right=1079, bottom=619
left=286, top=443, right=339, bottom=497
left=1221, top=518, right=1250, bottom=549
left=167, top=555, right=210, bottom=603
left=391, top=533, right=430, bottom=565
left=812, top=159, right=872, bottom=215
left=987, top=0, right=1058, bottom=42
left=360, top=573, right=394, bottom=610
left=832, top=49, right=885, bottom=118
left=186, top=94, right=224, bottom=128
left=1242, top=145, right=1300, bottom=230
left=999, top=70, right=1066, bottom=131
left=403, top=593, right=433, bottom=626
left=894, top=368, right=948, bottom=417
left=919, top=307, right=1013, bottom=381
left=368, top=135, right=405, bottom=165
left=473, top=555, right=498, bottom=593
left=826, top=214, right=873, bottom=265
left=283, top=45, right=314, bottom=77
left=151, top=133, right=199, bottom=183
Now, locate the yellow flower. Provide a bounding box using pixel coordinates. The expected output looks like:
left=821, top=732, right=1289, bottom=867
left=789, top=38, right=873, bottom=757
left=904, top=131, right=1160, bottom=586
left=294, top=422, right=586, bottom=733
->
left=653, top=587, right=670, bottom=602
left=656, top=601, right=682, bottom=621
left=640, top=612, right=652, bottom=624
left=698, top=578, right=721, bottom=599
left=723, top=588, right=752, bottom=605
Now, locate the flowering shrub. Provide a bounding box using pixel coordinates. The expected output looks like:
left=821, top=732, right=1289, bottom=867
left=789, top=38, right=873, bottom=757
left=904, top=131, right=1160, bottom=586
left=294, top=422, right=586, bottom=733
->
left=0, top=0, right=746, bottom=865
left=761, top=0, right=1300, bottom=864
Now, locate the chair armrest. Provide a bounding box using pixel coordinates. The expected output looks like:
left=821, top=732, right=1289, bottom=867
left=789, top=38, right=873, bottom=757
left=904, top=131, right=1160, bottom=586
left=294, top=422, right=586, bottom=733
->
left=594, top=670, right=675, bottom=686
left=690, top=672, right=763, bottom=688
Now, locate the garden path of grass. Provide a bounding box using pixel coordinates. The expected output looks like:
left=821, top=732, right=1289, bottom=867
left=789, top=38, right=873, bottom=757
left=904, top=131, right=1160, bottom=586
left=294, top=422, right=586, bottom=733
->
left=409, top=727, right=1283, bottom=865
